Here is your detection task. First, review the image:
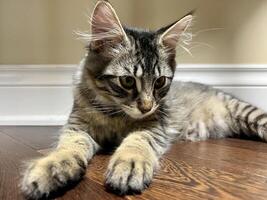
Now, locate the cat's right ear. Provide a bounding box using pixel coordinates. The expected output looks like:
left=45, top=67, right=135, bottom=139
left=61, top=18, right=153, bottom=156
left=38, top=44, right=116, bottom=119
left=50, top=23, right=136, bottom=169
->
left=157, top=12, right=193, bottom=50
left=89, top=1, right=129, bottom=51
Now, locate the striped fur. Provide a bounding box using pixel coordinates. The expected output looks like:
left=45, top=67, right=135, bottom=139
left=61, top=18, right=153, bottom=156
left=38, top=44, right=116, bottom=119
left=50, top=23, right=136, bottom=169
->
left=21, top=1, right=267, bottom=199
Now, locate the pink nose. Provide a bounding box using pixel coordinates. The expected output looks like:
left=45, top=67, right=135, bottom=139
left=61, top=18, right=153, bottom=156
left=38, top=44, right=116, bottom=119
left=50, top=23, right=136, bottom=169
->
left=137, top=100, right=153, bottom=113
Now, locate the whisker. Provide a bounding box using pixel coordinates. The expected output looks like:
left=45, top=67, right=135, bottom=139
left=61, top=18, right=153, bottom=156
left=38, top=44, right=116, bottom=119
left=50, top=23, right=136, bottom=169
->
left=194, top=27, right=224, bottom=35
left=190, top=41, right=214, bottom=49
left=178, top=44, right=194, bottom=57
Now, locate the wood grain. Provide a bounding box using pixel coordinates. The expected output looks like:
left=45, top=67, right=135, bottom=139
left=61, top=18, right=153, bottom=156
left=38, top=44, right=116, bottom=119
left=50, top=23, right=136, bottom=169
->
left=1, top=126, right=267, bottom=200
left=0, top=131, right=42, bottom=200
left=0, top=126, right=61, bottom=150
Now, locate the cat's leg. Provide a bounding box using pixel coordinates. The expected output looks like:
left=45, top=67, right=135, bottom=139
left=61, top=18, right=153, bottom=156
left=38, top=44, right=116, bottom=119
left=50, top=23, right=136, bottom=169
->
left=105, top=128, right=169, bottom=195
left=183, top=93, right=233, bottom=141
left=186, top=91, right=267, bottom=141
left=20, top=128, right=99, bottom=199
left=219, top=92, right=267, bottom=140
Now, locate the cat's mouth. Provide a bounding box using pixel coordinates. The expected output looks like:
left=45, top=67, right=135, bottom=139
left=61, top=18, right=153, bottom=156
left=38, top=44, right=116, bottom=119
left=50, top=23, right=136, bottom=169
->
left=121, top=105, right=158, bottom=119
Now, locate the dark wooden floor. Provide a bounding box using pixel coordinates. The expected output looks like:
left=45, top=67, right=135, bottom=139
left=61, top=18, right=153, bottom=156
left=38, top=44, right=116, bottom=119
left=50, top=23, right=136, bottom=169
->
left=1, top=127, right=267, bottom=200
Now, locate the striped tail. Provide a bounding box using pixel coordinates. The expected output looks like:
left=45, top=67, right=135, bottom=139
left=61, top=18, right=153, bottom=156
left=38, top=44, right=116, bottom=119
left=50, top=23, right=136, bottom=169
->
left=218, top=92, right=267, bottom=141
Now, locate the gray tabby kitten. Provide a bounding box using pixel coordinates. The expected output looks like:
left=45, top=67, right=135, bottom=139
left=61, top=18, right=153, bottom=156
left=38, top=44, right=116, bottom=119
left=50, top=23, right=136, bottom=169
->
left=21, top=1, right=267, bottom=199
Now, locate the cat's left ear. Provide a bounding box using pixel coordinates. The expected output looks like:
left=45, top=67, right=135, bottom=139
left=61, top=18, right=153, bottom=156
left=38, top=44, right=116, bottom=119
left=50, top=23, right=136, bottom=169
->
left=157, top=12, right=193, bottom=50
left=89, top=1, right=129, bottom=50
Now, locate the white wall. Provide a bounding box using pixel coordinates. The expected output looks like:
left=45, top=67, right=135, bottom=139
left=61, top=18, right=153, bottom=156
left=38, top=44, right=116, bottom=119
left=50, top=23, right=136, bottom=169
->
left=1, top=0, right=267, bottom=64
left=1, top=65, right=267, bottom=125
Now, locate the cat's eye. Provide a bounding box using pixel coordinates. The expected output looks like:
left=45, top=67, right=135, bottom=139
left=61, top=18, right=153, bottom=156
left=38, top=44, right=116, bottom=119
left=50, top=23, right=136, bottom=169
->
left=154, top=76, right=166, bottom=89
left=119, top=76, right=136, bottom=89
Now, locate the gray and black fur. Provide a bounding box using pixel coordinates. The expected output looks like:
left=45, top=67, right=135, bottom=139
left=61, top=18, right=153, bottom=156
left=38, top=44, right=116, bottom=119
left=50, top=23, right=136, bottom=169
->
left=21, top=1, right=267, bottom=199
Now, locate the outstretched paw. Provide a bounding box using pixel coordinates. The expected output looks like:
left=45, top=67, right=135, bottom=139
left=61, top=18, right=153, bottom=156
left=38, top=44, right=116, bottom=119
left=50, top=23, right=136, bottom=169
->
left=20, top=151, right=87, bottom=199
left=105, top=153, right=155, bottom=195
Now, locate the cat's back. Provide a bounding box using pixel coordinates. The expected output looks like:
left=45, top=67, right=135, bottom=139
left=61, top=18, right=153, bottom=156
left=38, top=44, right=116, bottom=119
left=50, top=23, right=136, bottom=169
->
left=165, top=81, right=218, bottom=120
left=167, top=81, right=215, bottom=104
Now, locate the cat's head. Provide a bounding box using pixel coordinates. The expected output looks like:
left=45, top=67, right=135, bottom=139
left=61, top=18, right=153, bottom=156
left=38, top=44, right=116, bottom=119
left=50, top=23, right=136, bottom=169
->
left=83, top=0, right=193, bottom=119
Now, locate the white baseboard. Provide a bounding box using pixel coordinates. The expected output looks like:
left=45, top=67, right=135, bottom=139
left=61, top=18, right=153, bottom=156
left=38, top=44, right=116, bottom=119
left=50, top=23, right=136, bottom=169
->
left=0, top=64, right=267, bottom=125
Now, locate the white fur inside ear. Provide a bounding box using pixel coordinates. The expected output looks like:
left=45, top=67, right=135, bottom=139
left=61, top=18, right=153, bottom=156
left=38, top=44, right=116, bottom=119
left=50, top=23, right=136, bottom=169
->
left=159, top=15, right=193, bottom=47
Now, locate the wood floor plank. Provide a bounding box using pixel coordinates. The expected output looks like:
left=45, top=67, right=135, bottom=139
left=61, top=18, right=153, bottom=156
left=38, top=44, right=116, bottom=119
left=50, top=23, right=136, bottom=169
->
left=57, top=174, right=126, bottom=200
left=158, top=156, right=267, bottom=200
left=0, top=126, right=61, bottom=150
left=168, top=141, right=267, bottom=176
left=83, top=154, right=218, bottom=200
left=206, top=138, right=267, bottom=153
left=2, top=126, right=267, bottom=199
left=163, top=141, right=267, bottom=200
left=78, top=144, right=267, bottom=200
left=0, top=131, right=42, bottom=200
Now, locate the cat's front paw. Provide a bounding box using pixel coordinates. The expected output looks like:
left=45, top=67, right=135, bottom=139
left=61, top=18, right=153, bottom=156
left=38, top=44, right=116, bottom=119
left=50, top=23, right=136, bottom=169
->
left=105, top=152, right=156, bottom=195
left=20, top=151, right=87, bottom=199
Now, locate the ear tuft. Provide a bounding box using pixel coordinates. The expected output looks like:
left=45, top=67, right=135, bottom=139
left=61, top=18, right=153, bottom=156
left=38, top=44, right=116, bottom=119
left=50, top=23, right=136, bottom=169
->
left=158, top=13, right=194, bottom=50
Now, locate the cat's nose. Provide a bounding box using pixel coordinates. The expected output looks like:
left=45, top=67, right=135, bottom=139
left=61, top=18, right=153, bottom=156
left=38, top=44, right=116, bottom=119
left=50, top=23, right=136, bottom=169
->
left=137, top=100, right=153, bottom=113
